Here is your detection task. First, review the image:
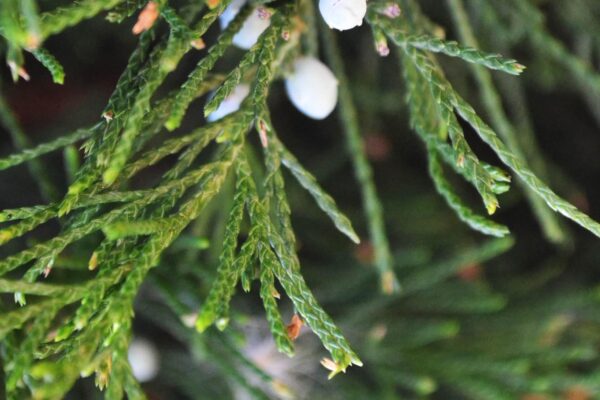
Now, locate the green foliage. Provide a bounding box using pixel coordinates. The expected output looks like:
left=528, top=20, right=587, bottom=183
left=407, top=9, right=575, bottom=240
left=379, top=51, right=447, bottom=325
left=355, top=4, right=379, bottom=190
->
left=0, top=0, right=599, bottom=399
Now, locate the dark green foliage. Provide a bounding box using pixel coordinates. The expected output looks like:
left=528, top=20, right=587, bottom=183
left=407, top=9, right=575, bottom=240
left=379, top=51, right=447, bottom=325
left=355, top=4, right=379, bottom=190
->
left=0, top=0, right=600, bottom=399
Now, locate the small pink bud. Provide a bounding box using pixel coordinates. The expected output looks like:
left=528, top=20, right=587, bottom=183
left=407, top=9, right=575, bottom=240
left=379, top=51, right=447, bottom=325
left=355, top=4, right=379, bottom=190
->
left=383, top=4, right=401, bottom=18
left=376, top=41, right=390, bottom=57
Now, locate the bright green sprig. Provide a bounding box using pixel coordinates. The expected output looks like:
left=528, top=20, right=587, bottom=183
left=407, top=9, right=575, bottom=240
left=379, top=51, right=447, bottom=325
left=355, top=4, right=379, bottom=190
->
left=196, top=168, right=247, bottom=332
left=205, top=5, right=294, bottom=122
left=398, top=41, right=509, bottom=220
left=262, top=124, right=301, bottom=273
left=165, top=5, right=252, bottom=130
left=102, top=35, right=189, bottom=184
left=204, top=31, right=269, bottom=118
left=66, top=148, right=239, bottom=392
left=0, top=0, right=31, bottom=48
left=102, top=0, right=234, bottom=185
left=235, top=149, right=296, bottom=352
left=402, top=43, right=500, bottom=215
left=239, top=153, right=362, bottom=377
left=250, top=7, right=289, bottom=117
left=5, top=303, right=60, bottom=392
left=102, top=218, right=176, bottom=240
left=31, top=48, right=65, bottom=84
left=160, top=5, right=194, bottom=38
left=0, top=204, right=54, bottom=241
left=60, top=29, right=158, bottom=212
left=0, top=161, right=222, bottom=248
left=40, top=0, right=126, bottom=41
left=123, top=109, right=230, bottom=181
left=274, top=138, right=360, bottom=244
left=0, top=161, right=218, bottom=276
left=0, top=124, right=97, bottom=172
left=237, top=226, right=261, bottom=293
left=372, top=13, right=524, bottom=76
left=450, top=90, right=600, bottom=238
left=0, top=265, right=129, bottom=338
left=427, top=147, right=510, bottom=237
left=257, top=242, right=295, bottom=356
left=18, top=0, right=41, bottom=48
left=447, top=0, right=567, bottom=245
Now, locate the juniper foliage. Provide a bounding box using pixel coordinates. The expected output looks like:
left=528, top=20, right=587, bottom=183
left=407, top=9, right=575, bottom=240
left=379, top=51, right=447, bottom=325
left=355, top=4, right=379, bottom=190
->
left=0, top=0, right=600, bottom=399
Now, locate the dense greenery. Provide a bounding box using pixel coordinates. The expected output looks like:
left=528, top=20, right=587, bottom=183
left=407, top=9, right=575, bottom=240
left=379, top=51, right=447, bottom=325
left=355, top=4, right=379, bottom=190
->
left=1, top=0, right=600, bottom=398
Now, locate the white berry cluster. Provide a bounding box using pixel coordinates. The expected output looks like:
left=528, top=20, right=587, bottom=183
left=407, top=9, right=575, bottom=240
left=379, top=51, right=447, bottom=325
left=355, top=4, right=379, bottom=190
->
left=209, top=0, right=368, bottom=122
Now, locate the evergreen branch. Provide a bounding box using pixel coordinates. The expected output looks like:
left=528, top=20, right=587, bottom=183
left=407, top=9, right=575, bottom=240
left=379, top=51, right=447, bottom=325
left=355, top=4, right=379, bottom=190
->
left=396, top=22, right=511, bottom=200
left=450, top=91, right=600, bottom=238
left=30, top=48, right=65, bottom=84
left=0, top=161, right=221, bottom=246
left=0, top=265, right=129, bottom=338
left=257, top=243, right=295, bottom=356
left=299, top=0, right=318, bottom=56
left=399, top=46, right=505, bottom=218
left=267, top=236, right=363, bottom=377
left=5, top=303, right=60, bottom=391
left=0, top=279, right=86, bottom=296
left=237, top=224, right=261, bottom=294
left=160, top=5, right=194, bottom=37
left=196, top=168, right=246, bottom=332
left=427, top=147, right=510, bottom=237
left=122, top=114, right=229, bottom=181
left=0, top=209, right=55, bottom=245
left=102, top=218, right=176, bottom=240
left=40, top=0, right=126, bottom=40
left=0, top=0, right=32, bottom=48
left=0, top=160, right=218, bottom=276
left=250, top=9, right=288, bottom=117
left=371, top=12, right=524, bottom=76
left=18, top=0, right=41, bottom=49
left=165, top=5, right=253, bottom=130
left=0, top=124, right=98, bottom=172
left=60, top=29, right=159, bottom=211
left=102, top=1, right=234, bottom=185
left=274, top=138, right=360, bottom=244
left=239, top=153, right=362, bottom=377
left=401, top=42, right=500, bottom=215
left=204, top=21, right=275, bottom=119
left=447, top=0, right=567, bottom=245
left=262, top=130, right=301, bottom=273
left=102, top=33, right=191, bottom=184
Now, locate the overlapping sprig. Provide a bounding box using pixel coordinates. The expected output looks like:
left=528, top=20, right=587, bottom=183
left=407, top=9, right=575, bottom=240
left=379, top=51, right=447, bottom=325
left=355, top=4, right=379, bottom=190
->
left=1, top=0, right=600, bottom=398
left=368, top=0, right=600, bottom=240
left=0, top=1, right=364, bottom=396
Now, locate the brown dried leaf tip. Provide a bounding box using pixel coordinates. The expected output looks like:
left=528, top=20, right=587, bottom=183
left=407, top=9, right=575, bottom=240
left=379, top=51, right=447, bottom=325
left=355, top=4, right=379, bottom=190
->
left=286, top=314, right=303, bottom=341
left=7, top=61, right=30, bottom=81
left=132, top=2, right=159, bottom=35
left=190, top=38, right=206, bottom=50
left=206, top=0, right=221, bottom=9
